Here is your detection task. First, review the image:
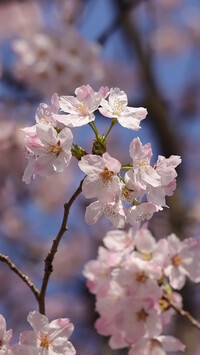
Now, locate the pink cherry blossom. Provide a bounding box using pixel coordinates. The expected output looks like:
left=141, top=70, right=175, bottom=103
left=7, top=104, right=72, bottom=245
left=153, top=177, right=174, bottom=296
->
left=85, top=200, right=126, bottom=229
left=22, top=123, right=73, bottom=183
left=78, top=152, right=121, bottom=203
left=35, top=93, right=59, bottom=126
left=127, top=202, right=163, bottom=225
left=121, top=298, right=162, bottom=344
left=103, top=228, right=136, bottom=253
left=12, top=29, right=107, bottom=96
left=116, top=257, right=162, bottom=299
left=146, top=155, right=181, bottom=206
left=15, top=311, right=76, bottom=354
left=125, top=137, right=161, bottom=191
left=128, top=335, right=185, bottom=355
left=99, top=87, right=147, bottom=130
left=56, top=84, right=109, bottom=127
left=165, top=234, right=200, bottom=289
left=84, top=226, right=190, bottom=353
left=83, top=247, right=123, bottom=297
left=133, top=226, right=169, bottom=269
left=0, top=314, right=13, bottom=353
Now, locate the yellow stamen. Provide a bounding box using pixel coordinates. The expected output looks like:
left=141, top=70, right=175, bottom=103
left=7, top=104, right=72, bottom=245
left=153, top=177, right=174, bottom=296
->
left=140, top=252, right=152, bottom=261
left=112, top=100, right=124, bottom=116
left=48, top=141, right=62, bottom=156
left=99, top=167, right=114, bottom=183
left=138, top=158, right=150, bottom=170
left=40, top=335, right=50, bottom=349
left=172, top=254, right=182, bottom=266
left=77, top=103, right=89, bottom=116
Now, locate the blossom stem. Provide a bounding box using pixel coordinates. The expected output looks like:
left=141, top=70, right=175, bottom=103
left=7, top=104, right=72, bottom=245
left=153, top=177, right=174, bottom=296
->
left=0, top=253, right=40, bottom=302
left=118, top=174, right=125, bottom=183
left=164, top=293, right=200, bottom=331
left=104, top=118, right=117, bottom=138
left=92, top=121, right=99, bottom=135
left=39, top=179, right=83, bottom=315
left=121, top=165, right=133, bottom=170
left=88, top=122, right=99, bottom=138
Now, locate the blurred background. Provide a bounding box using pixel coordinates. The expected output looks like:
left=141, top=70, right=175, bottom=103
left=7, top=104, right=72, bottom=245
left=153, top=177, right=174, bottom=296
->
left=0, top=0, right=200, bottom=354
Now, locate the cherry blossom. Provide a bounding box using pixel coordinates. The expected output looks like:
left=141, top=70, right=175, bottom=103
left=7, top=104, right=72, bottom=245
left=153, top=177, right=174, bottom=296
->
left=165, top=234, right=200, bottom=289
left=12, top=29, right=106, bottom=96
left=99, top=87, right=147, bottom=130
left=128, top=335, right=185, bottom=355
left=84, top=226, right=190, bottom=352
left=146, top=155, right=182, bottom=206
left=83, top=248, right=123, bottom=297
left=0, top=314, right=13, bottom=354
left=85, top=200, right=126, bottom=229
left=116, top=257, right=162, bottom=299
left=56, top=84, right=109, bottom=127
left=127, top=202, right=163, bottom=225
left=22, top=123, right=73, bottom=183
left=13, top=311, right=76, bottom=355
left=125, top=137, right=161, bottom=192
left=35, top=93, right=59, bottom=126
left=133, top=226, right=169, bottom=270
left=78, top=152, right=121, bottom=203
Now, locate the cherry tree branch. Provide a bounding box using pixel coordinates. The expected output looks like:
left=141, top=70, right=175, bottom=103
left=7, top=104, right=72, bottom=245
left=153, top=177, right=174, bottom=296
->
left=164, top=294, right=200, bottom=331
left=0, top=253, right=40, bottom=302
left=39, top=179, right=83, bottom=315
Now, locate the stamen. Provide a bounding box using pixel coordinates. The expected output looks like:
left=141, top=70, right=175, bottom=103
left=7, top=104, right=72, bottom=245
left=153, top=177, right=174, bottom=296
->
left=99, top=167, right=114, bottom=183
left=112, top=100, right=124, bottom=116
left=47, top=140, right=62, bottom=156
left=139, top=158, right=150, bottom=170
left=40, top=335, right=50, bottom=349
left=137, top=308, right=148, bottom=322
left=172, top=254, right=182, bottom=266
left=77, top=103, right=89, bottom=116
left=136, top=271, right=148, bottom=283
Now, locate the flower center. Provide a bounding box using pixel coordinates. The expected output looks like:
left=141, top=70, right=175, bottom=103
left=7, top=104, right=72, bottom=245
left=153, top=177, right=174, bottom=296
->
left=172, top=254, right=182, bottom=266
left=141, top=252, right=152, bottom=261
left=77, top=103, right=89, bottom=116
left=0, top=339, right=3, bottom=348
left=112, top=100, right=124, bottom=116
left=136, top=271, right=148, bottom=283
left=150, top=339, right=162, bottom=350
left=138, top=158, right=150, bottom=170
left=40, top=335, right=50, bottom=349
left=137, top=308, right=148, bottom=322
left=99, top=168, right=114, bottom=183
left=48, top=141, right=62, bottom=156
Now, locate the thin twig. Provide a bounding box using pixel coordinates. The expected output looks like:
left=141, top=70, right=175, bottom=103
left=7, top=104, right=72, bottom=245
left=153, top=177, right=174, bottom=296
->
left=0, top=253, right=40, bottom=302
left=39, top=179, right=83, bottom=315
left=164, top=294, right=200, bottom=331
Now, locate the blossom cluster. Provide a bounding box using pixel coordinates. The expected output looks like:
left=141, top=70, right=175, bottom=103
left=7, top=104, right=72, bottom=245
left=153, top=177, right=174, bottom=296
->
left=83, top=225, right=200, bottom=354
left=12, top=29, right=106, bottom=96
left=0, top=311, right=75, bottom=354
left=22, top=84, right=180, bottom=228
left=81, top=139, right=181, bottom=228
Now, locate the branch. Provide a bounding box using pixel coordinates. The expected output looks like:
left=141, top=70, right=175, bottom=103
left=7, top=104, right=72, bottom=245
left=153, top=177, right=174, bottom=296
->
left=164, top=294, right=200, bottom=331
left=97, top=0, right=145, bottom=45
left=39, top=179, right=83, bottom=315
left=0, top=253, right=40, bottom=302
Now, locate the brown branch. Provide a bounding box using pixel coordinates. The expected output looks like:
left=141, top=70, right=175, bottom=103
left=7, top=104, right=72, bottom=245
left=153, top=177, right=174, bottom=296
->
left=115, top=0, right=186, bottom=237
left=39, top=179, right=83, bottom=315
left=164, top=294, right=200, bottom=331
left=0, top=253, right=40, bottom=302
